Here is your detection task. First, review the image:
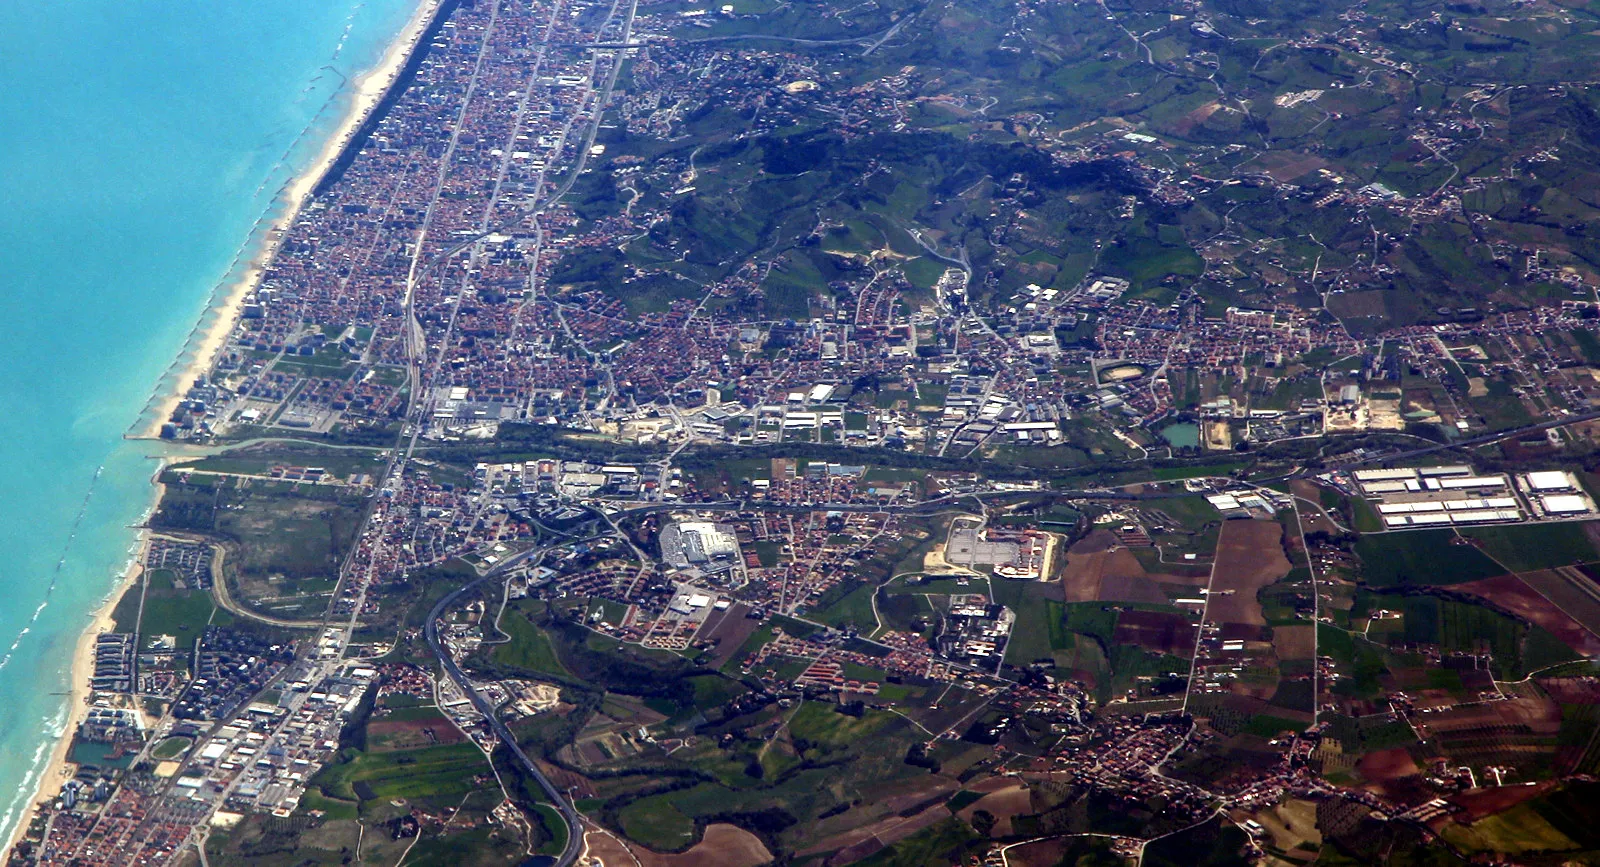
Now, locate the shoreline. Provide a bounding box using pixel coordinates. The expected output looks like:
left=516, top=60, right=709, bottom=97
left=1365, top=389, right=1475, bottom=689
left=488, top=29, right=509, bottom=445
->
left=5, top=1, right=441, bottom=858
left=1, top=520, right=152, bottom=860
left=138, top=0, right=442, bottom=439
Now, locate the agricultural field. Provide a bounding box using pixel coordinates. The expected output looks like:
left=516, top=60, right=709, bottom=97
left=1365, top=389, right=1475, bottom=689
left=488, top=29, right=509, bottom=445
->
left=1443, top=801, right=1578, bottom=855
left=1208, top=519, right=1292, bottom=627
left=1452, top=572, right=1600, bottom=657
left=1060, top=528, right=1208, bottom=604
left=114, top=0, right=1600, bottom=857
left=582, top=823, right=772, bottom=867
left=365, top=706, right=468, bottom=753
left=1509, top=569, right=1600, bottom=645
left=1354, top=530, right=1504, bottom=588
left=1463, top=522, right=1600, bottom=573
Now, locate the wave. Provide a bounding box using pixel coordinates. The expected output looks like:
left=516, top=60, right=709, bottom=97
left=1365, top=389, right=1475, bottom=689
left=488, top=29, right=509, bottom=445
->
left=122, top=0, right=399, bottom=438
left=0, top=727, right=60, bottom=843
left=123, top=52, right=355, bottom=436
left=0, top=465, right=103, bottom=674
left=332, top=16, right=357, bottom=62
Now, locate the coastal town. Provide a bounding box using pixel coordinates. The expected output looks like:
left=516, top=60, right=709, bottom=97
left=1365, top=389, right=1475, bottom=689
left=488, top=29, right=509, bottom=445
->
left=15, top=0, right=1600, bottom=863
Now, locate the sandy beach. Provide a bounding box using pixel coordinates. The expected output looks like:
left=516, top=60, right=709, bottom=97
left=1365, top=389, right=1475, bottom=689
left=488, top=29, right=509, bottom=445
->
left=2, top=537, right=147, bottom=858
left=5, top=1, right=443, bottom=857
left=138, top=0, right=442, bottom=439
left=0, top=445, right=203, bottom=858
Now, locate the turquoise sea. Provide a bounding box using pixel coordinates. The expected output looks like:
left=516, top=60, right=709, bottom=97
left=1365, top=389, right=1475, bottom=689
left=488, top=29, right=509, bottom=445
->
left=0, top=0, right=418, bottom=844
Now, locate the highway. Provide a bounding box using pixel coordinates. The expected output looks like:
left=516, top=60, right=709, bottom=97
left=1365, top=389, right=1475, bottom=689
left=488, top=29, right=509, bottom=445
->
left=1326, top=408, right=1600, bottom=469
left=423, top=537, right=604, bottom=867
left=369, top=3, right=647, bottom=856
left=602, top=487, right=1138, bottom=520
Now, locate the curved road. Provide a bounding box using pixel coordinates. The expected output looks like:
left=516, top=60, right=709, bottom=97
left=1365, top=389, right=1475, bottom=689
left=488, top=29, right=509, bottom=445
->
left=423, top=537, right=605, bottom=867
left=407, top=408, right=1600, bottom=867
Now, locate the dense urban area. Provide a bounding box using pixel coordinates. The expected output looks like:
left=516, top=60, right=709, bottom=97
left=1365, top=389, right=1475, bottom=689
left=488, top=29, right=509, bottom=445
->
left=18, top=0, right=1600, bottom=863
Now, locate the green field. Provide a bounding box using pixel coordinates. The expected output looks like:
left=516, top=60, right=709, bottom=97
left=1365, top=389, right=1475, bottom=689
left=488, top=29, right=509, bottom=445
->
left=390, top=826, right=528, bottom=867
left=1354, top=530, right=1503, bottom=587
left=1529, top=782, right=1600, bottom=849
left=491, top=606, right=570, bottom=677
left=875, top=592, right=933, bottom=636
left=1004, top=598, right=1068, bottom=665
left=720, top=624, right=776, bottom=673
left=1443, top=802, right=1578, bottom=854
left=617, top=794, right=697, bottom=850
left=1142, top=815, right=1250, bottom=867
left=533, top=802, right=570, bottom=857
left=1361, top=593, right=1516, bottom=653
left=1462, top=522, right=1600, bottom=572
left=851, top=818, right=984, bottom=867
left=310, top=742, right=490, bottom=809
left=689, top=673, right=747, bottom=710
left=808, top=582, right=878, bottom=632
left=151, top=736, right=192, bottom=760
left=753, top=540, right=782, bottom=567
left=129, top=585, right=232, bottom=639
left=1154, top=495, right=1222, bottom=530
left=1144, top=461, right=1247, bottom=482
left=1320, top=714, right=1418, bottom=755
left=297, top=790, right=360, bottom=821
left=993, top=580, right=1068, bottom=665
left=1317, top=623, right=1394, bottom=700
left=1062, top=603, right=1120, bottom=646
left=1351, top=498, right=1383, bottom=534
left=1244, top=714, right=1308, bottom=738
left=786, top=701, right=900, bottom=747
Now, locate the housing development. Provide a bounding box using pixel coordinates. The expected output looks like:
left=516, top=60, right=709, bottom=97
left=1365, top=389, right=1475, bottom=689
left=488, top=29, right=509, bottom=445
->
left=19, top=0, right=1600, bottom=864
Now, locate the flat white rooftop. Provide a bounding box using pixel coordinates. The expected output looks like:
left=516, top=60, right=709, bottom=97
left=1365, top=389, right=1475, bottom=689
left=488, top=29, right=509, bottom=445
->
left=1542, top=494, right=1590, bottom=514
left=1527, top=471, right=1575, bottom=492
